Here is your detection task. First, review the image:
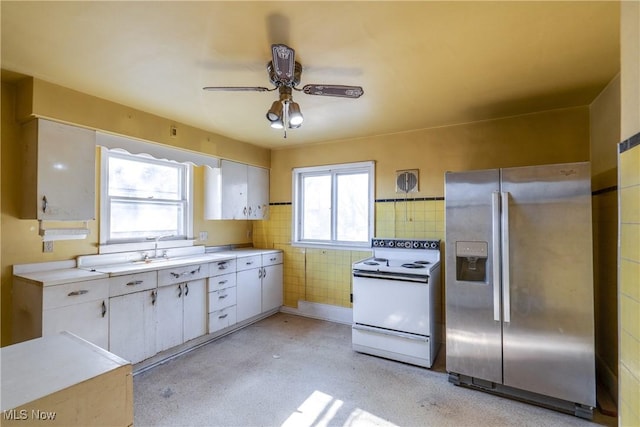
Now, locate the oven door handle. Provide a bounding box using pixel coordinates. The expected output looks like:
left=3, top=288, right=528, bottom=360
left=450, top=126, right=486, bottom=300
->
left=352, top=270, right=428, bottom=283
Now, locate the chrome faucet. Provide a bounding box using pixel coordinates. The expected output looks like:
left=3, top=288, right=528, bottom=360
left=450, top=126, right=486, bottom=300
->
left=150, top=234, right=174, bottom=259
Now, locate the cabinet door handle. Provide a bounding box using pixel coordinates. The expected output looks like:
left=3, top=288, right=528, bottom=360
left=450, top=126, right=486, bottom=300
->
left=248, top=206, right=252, bottom=216
left=185, top=283, right=189, bottom=296
left=101, top=300, right=107, bottom=318
left=177, top=284, right=183, bottom=298
left=126, top=280, right=143, bottom=286
left=262, top=267, right=267, bottom=279
left=151, top=290, right=157, bottom=305
left=68, top=290, right=88, bottom=296
left=258, top=268, right=263, bottom=279
left=218, top=313, right=228, bottom=319
left=42, top=196, right=48, bottom=213
left=243, top=206, right=247, bottom=216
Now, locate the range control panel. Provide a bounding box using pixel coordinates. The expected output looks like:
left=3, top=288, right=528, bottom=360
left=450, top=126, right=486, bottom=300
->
left=371, top=238, right=440, bottom=250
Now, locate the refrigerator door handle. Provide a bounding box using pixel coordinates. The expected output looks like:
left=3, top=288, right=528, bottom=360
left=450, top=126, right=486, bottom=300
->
left=492, top=191, right=501, bottom=322
left=501, top=191, right=511, bottom=323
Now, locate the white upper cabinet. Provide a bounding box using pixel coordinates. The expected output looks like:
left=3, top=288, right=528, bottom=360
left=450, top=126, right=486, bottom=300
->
left=204, top=160, right=269, bottom=220
left=21, top=119, right=96, bottom=220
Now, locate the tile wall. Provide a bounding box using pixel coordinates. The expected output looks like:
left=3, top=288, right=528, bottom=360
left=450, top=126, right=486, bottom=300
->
left=253, top=199, right=445, bottom=309
left=618, top=138, right=640, bottom=427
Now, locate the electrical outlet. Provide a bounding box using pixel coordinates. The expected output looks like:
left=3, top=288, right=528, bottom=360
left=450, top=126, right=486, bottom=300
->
left=170, top=125, right=177, bottom=138
left=43, top=241, right=54, bottom=253
left=199, top=231, right=208, bottom=241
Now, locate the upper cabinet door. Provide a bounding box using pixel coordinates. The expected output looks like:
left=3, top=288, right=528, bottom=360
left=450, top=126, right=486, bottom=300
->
left=247, top=166, right=269, bottom=220
left=21, top=119, right=96, bottom=220
left=204, top=161, right=270, bottom=220
left=221, top=160, right=249, bottom=219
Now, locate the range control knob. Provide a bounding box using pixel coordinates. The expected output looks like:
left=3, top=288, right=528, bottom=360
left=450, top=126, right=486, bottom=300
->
left=388, top=241, right=394, bottom=247
left=413, top=242, right=420, bottom=248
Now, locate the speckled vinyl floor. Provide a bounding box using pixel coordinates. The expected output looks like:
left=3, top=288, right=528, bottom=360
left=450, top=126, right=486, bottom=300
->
left=134, top=313, right=616, bottom=427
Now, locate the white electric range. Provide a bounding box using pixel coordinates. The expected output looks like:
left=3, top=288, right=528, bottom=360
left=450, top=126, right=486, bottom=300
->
left=352, top=238, right=441, bottom=368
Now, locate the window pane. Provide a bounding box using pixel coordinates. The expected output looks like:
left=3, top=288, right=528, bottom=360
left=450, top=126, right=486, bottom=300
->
left=109, top=156, right=181, bottom=200
left=110, top=200, right=183, bottom=240
left=302, top=175, right=331, bottom=240
left=336, top=173, right=369, bottom=242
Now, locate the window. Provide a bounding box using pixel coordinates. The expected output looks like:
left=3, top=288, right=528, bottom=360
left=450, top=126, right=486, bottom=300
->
left=293, top=161, right=374, bottom=248
left=101, top=148, right=192, bottom=244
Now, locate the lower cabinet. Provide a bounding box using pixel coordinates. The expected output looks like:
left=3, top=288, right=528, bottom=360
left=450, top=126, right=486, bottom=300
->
left=183, top=279, right=207, bottom=342
left=235, top=252, right=283, bottom=323
left=262, top=262, right=283, bottom=312
left=236, top=265, right=263, bottom=323
left=156, top=279, right=207, bottom=352
left=12, top=276, right=110, bottom=349
left=109, top=289, right=157, bottom=364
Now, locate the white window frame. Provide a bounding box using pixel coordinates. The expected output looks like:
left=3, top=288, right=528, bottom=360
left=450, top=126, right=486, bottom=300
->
left=292, top=161, right=374, bottom=249
left=99, top=147, right=193, bottom=246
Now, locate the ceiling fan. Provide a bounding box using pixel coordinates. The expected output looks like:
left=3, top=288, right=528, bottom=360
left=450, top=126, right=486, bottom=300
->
left=203, top=44, right=364, bottom=137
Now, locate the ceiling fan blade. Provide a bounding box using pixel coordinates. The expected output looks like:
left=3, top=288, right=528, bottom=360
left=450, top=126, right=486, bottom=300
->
left=203, top=86, right=272, bottom=92
left=271, top=44, right=296, bottom=84
left=302, top=84, right=364, bottom=98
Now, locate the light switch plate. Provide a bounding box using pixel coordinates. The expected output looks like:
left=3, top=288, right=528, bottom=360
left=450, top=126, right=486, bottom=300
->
left=43, top=241, right=54, bottom=253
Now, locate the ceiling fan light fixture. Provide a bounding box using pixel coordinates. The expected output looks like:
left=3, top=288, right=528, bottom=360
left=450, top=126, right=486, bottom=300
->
left=288, top=102, right=304, bottom=126
left=270, top=118, right=285, bottom=129
left=266, top=100, right=283, bottom=122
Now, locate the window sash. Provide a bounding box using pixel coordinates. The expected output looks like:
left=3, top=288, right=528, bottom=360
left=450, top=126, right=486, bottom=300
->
left=293, top=161, right=374, bottom=248
left=100, top=148, right=192, bottom=245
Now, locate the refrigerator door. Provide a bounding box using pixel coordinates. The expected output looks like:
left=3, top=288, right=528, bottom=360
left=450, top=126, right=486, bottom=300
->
left=445, top=169, right=502, bottom=384
left=500, top=162, right=595, bottom=407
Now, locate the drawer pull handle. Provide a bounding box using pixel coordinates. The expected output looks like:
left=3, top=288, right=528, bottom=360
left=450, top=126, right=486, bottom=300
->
left=246, top=261, right=253, bottom=265
left=218, top=294, right=227, bottom=299
left=151, top=290, right=157, bottom=305
left=218, top=280, right=228, bottom=285
left=217, top=262, right=228, bottom=269
left=218, top=314, right=228, bottom=319
left=126, top=280, right=143, bottom=286
left=170, top=266, right=201, bottom=278
left=101, top=300, right=107, bottom=318
left=270, top=257, right=277, bottom=261
left=68, top=290, right=88, bottom=296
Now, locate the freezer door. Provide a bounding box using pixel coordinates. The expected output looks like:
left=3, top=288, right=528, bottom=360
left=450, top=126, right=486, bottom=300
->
left=500, top=162, right=595, bottom=407
left=445, top=169, right=502, bottom=384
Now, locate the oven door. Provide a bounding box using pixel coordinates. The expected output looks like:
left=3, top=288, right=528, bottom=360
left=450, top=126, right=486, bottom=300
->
left=352, top=274, right=431, bottom=336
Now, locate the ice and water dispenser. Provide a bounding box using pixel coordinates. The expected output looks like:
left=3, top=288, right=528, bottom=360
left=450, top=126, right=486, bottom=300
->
left=455, top=241, right=488, bottom=282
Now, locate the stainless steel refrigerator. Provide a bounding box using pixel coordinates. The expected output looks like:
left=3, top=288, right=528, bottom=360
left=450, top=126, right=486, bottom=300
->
left=444, top=162, right=595, bottom=419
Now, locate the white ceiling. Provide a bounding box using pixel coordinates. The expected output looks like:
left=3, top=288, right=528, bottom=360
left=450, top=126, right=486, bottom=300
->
left=1, top=1, right=620, bottom=149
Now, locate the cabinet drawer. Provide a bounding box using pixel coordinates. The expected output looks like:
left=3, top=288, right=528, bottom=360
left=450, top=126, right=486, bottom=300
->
left=158, top=263, right=208, bottom=286
left=208, top=287, right=237, bottom=312
left=236, top=255, right=262, bottom=271
left=208, top=273, right=236, bottom=292
left=108, top=271, right=157, bottom=297
left=209, top=259, right=236, bottom=275
left=43, top=278, right=110, bottom=310
left=208, top=306, right=236, bottom=333
left=262, top=252, right=283, bottom=266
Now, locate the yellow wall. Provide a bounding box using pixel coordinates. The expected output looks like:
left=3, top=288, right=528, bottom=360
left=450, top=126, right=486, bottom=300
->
left=263, top=107, right=590, bottom=313
left=618, top=2, right=640, bottom=426
left=0, top=78, right=269, bottom=346
left=590, top=74, right=621, bottom=402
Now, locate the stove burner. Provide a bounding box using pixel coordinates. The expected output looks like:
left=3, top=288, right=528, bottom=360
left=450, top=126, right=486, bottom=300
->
left=414, top=260, right=431, bottom=265
left=402, top=263, right=426, bottom=269
left=364, top=261, right=379, bottom=266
